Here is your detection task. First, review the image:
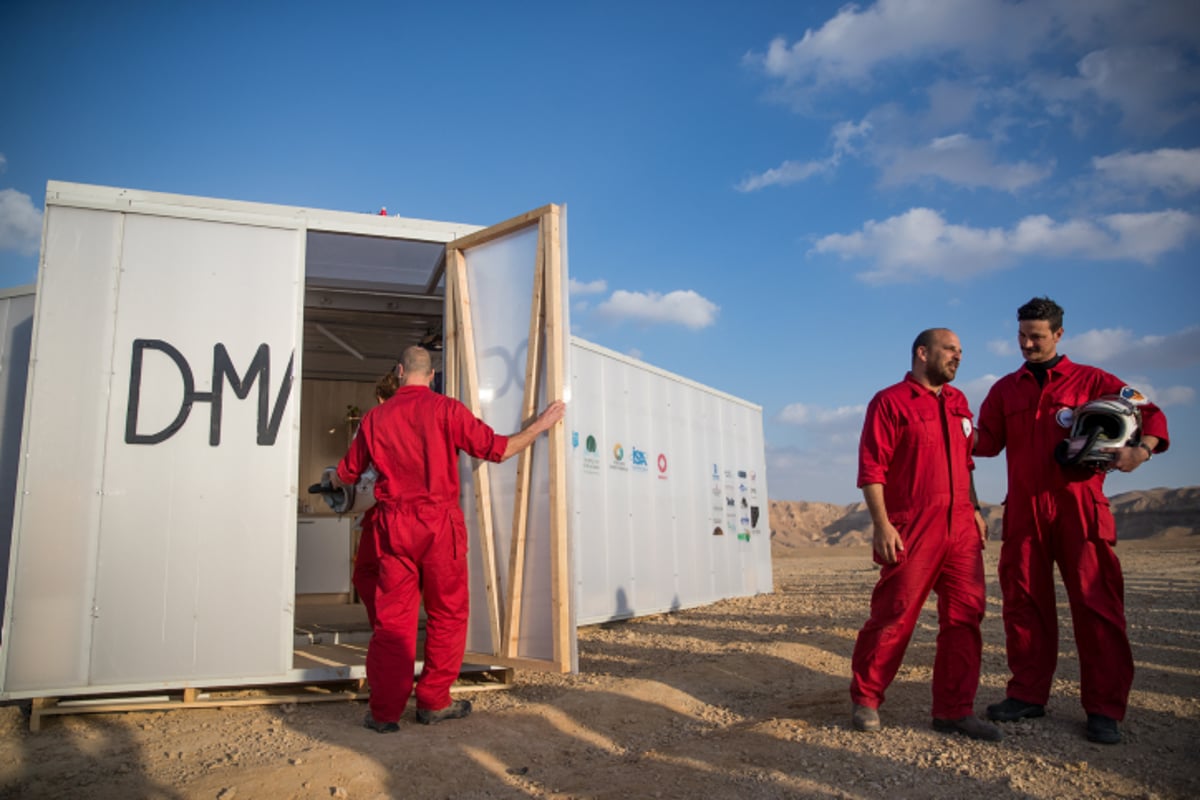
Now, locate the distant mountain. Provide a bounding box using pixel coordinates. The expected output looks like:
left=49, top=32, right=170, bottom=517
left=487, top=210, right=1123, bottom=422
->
left=769, top=486, right=1200, bottom=550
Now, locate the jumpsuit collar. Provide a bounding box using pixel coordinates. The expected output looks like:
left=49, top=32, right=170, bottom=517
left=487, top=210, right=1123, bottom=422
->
left=903, top=371, right=945, bottom=398
left=1018, top=354, right=1073, bottom=384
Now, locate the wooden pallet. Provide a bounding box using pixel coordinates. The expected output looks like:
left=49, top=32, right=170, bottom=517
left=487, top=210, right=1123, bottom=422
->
left=27, top=667, right=513, bottom=732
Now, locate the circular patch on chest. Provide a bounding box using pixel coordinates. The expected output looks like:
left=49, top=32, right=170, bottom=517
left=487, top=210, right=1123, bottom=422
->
left=1055, top=407, right=1075, bottom=428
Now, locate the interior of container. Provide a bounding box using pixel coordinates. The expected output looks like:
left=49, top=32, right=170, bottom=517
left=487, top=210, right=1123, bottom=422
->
left=292, top=229, right=447, bottom=669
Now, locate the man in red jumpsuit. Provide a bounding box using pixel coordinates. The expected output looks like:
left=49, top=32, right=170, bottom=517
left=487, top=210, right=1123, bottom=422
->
left=335, top=346, right=565, bottom=732
left=850, top=328, right=1000, bottom=741
left=975, top=297, right=1168, bottom=745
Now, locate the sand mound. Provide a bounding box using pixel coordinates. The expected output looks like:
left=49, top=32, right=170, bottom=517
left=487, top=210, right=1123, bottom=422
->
left=770, top=485, right=1199, bottom=549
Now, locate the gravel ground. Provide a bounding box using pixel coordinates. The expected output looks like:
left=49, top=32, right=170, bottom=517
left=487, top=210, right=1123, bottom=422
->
left=1, top=538, right=1197, bottom=799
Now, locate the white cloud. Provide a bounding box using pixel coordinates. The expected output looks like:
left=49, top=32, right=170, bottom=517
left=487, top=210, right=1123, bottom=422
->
left=1155, top=386, right=1196, bottom=406
left=879, top=133, right=1053, bottom=191
left=749, top=2, right=1200, bottom=143
left=1093, top=148, right=1200, bottom=196
left=987, top=339, right=1016, bottom=357
left=736, top=118, right=870, bottom=193
left=1074, top=45, right=1200, bottom=134
left=594, top=289, right=719, bottom=330
left=1108, top=376, right=1194, bottom=408
left=0, top=153, right=7, bottom=172
left=766, top=442, right=861, bottom=504
left=0, top=188, right=42, bottom=255
left=736, top=158, right=834, bottom=192
left=1025, top=42, right=1200, bottom=136
left=569, top=278, right=607, bottom=295
left=1062, top=326, right=1200, bottom=371
left=751, top=0, right=1053, bottom=88
left=923, top=80, right=982, bottom=131
left=832, top=118, right=872, bottom=154
left=778, top=402, right=866, bottom=428
left=957, top=373, right=1003, bottom=413
left=812, top=207, right=1200, bottom=283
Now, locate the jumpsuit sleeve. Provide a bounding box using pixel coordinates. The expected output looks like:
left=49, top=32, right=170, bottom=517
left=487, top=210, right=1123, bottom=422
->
left=974, top=381, right=1006, bottom=457
left=857, top=392, right=894, bottom=489
left=1139, top=403, right=1170, bottom=453
left=336, top=408, right=374, bottom=485
left=447, top=400, right=509, bottom=463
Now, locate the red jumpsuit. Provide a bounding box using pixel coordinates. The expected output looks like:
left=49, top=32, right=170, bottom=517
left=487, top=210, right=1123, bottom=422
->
left=337, top=384, right=508, bottom=724
left=352, top=506, right=380, bottom=628
left=975, top=356, right=1169, bottom=720
left=850, top=374, right=986, bottom=719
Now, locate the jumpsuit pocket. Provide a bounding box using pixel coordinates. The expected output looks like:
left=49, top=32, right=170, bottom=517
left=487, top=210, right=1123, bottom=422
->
left=450, top=511, right=469, bottom=559
left=900, top=409, right=938, bottom=448
left=998, top=497, right=1011, bottom=542
left=1089, top=491, right=1117, bottom=545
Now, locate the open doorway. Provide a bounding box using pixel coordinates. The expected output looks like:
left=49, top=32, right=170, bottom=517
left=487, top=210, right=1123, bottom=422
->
left=288, top=204, right=573, bottom=678
left=292, top=229, right=448, bottom=671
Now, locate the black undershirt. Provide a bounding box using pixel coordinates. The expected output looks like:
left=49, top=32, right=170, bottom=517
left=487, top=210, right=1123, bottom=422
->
left=1023, top=354, right=1064, bottom=386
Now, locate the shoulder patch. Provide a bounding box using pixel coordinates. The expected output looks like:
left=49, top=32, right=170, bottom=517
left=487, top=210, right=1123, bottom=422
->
left=1120, top=386, right=1148, bottom=405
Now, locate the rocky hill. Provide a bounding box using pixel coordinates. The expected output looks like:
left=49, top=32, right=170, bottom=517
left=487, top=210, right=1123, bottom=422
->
left=770, top=486, right=1200, bottom=550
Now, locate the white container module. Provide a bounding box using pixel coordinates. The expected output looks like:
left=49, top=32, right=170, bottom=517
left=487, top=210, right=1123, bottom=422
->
left=568, top=339, right=770, bottom=626
left=0, top=182, right=769, bottom=701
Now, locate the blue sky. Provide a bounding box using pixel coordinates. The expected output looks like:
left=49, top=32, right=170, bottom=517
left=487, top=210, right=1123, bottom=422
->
left=1, top=0, right=1197, bottom=504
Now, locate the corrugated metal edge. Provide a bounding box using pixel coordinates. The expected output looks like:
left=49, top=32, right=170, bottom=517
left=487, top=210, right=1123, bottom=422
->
left=0, top=285, right=35, bottom=301
left=45, top=181, right=486, bottom=242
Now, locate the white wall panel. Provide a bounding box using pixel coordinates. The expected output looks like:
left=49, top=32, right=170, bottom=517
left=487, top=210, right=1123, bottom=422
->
left=1, top=205, right=304, bottom=694
left=2, top=208, right=122, bottom=691
left=0, top=288, right=34, bottom=635
left=89, top=214, right=303, bottom=684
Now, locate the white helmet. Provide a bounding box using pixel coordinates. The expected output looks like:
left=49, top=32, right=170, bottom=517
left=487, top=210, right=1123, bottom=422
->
left=1054, top=394, right=1142, bottom=467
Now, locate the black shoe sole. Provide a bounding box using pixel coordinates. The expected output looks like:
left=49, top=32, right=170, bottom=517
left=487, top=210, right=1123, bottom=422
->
left=932, top=718, right=1004, bottom=741
left=364, top=720, right=400, bottom=733
left=363, top=713, right=400, bottom=733
left=1086, top=715, right=1121, bottom=744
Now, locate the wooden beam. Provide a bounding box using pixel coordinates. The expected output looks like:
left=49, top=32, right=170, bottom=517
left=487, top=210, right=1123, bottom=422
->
left=542, top=205, right=572, bottom=670
left=24, top=677, right=514, bottom=731
left=448, top=246, right=503, bottom=652
left=424, top=248, right=448, bottom=296
left=445, top=205, right=555, bottom=252
left=503, top=215, right=548, bottom=657
left=443, top=253, right=458, bottom=399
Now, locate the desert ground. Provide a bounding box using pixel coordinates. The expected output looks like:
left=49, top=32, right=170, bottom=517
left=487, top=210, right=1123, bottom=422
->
left=1, top=489, right=1198, bottom=799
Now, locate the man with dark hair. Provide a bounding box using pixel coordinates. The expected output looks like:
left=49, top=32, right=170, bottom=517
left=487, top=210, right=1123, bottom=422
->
left=850, top=328, right=1000, bottom=741
left=351, top=365, right=405, bottom=629
left=335, top=345, right=565, bottom=732
left=975, top=297, right=1169, bottom=744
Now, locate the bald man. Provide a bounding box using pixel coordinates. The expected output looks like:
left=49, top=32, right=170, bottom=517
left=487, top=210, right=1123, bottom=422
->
left=336, top=346, right=564, bottom=731
left=849, top=328, right=1000, bottom=742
